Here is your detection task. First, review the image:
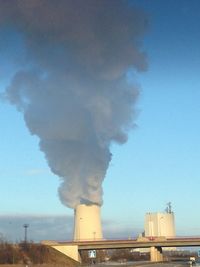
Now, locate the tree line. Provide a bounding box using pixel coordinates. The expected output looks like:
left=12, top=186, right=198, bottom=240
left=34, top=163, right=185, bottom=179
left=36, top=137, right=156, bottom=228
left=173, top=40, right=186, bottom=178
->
left=0, top=240, right=51, bottom=264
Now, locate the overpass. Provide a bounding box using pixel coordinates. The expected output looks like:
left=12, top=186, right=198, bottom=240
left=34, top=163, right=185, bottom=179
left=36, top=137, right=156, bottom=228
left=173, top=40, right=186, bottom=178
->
left=73, top=237, right=200, bottom=250
left=42, top=237, right=200, bottom=263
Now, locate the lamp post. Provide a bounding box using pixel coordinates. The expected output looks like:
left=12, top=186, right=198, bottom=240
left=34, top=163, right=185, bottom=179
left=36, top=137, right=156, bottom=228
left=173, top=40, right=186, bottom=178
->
left=23, top=224, right=29, bottom=243
left=79, top=218, right=82, bottom=241
left=93, top=231, right=96, bottom=240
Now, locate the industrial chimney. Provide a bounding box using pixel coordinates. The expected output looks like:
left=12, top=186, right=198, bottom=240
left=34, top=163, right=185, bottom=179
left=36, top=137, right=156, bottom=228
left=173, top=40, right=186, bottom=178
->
left=73, top=204, right=103, bottom=241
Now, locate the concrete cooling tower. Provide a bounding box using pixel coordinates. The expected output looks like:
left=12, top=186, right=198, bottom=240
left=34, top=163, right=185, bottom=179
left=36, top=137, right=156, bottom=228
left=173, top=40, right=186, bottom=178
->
left=73, top=204, right=103, bottom=241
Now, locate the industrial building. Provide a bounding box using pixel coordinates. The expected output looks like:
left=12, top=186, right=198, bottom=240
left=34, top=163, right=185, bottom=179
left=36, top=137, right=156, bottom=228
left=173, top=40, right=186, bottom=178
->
left=144, top=203, right=176, bottom=237
left=42, top=202, right=178, bottom=262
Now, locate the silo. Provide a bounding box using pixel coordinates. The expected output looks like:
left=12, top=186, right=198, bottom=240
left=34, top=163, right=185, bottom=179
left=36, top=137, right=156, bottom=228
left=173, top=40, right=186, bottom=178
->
left=145, top=203, right=175, bottom=238
left=144, top=212, right=175, bottom=237
left=73, top=204, right=103, bottom=241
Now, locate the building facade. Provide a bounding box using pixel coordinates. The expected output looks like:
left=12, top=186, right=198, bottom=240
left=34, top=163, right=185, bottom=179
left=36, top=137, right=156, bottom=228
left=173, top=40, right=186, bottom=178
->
left=145, top=212, right=175, bottom=237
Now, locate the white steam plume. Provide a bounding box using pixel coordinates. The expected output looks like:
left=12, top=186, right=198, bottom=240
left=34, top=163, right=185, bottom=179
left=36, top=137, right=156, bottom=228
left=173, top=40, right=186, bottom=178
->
left=1, top=0, right=147, bottom=208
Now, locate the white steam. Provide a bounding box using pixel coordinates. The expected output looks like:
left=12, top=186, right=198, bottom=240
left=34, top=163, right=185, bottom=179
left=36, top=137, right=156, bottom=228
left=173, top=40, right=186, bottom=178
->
left=1, top=0, right=147, bottom=208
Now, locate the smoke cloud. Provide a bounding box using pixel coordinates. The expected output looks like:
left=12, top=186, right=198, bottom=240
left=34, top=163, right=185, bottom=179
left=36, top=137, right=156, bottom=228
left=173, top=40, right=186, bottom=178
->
left=1, top=0, right=147, bottom=208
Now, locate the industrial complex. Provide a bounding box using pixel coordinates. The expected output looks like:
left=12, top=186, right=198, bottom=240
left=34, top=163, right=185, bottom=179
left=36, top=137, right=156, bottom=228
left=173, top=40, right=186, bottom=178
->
left=42, top=202, right=200, bottom=263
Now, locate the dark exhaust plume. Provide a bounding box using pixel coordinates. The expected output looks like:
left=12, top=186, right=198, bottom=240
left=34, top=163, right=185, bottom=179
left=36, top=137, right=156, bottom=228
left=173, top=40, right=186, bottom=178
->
left=1, top=0, right=147, bottom=208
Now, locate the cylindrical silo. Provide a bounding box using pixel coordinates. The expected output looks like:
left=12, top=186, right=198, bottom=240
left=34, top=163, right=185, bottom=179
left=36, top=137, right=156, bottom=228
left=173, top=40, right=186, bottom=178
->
left=73, top=204, right=103, bottom=241
left=144, top=212, right=175, bottom=237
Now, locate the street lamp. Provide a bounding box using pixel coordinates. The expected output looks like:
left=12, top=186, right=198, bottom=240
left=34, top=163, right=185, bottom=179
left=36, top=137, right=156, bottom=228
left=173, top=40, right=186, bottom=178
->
left=23, top=224, right=29, bottom=243
left=93, top=231, right=96, bottom=240
left=79, top=218, right=82, bottom=241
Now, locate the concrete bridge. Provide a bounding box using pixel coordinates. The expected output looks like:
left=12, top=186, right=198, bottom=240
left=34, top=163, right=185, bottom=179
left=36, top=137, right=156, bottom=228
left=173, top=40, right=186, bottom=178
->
left=42, top=237, right=200, bottom=263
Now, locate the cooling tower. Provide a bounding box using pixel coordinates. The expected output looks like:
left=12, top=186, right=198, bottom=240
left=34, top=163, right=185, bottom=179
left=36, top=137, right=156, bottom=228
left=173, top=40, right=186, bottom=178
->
left=73, top=204, right=103, bottom=241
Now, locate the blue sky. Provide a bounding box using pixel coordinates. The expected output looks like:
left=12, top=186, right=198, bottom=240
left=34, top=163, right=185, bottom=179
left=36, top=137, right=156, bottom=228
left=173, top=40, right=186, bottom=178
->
left=0, top=0, right=200, bottom=242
